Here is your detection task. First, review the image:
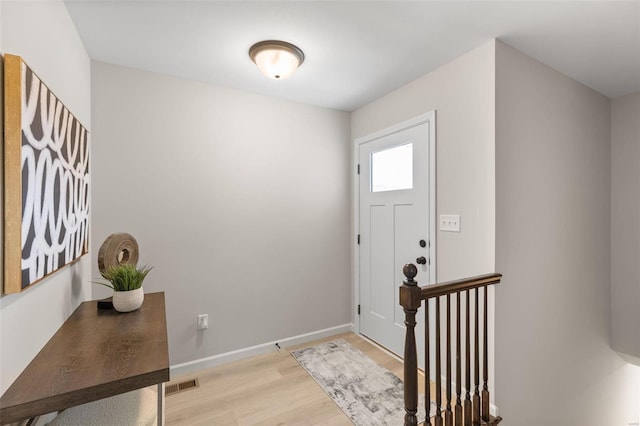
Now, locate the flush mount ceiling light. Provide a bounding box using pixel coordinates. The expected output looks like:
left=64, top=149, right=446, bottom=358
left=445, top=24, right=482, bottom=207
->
left=249, top=40, right=305, bottom=80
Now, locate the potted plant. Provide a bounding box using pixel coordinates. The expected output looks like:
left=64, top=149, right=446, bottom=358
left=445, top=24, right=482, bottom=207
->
left=95, top=264, right=153, bottom=312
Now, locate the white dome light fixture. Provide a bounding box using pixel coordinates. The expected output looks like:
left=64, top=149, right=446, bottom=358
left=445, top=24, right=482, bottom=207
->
left=249, top=40, right=305, bottom=80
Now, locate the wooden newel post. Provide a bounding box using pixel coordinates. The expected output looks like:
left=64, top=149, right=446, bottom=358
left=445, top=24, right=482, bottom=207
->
left=400, top=263, right=422, bottom=426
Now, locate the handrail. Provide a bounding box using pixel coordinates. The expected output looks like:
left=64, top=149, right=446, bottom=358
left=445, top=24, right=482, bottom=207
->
left=400, top=264, right=503, bottom=426
left=420, top=273, right=502, bottom=299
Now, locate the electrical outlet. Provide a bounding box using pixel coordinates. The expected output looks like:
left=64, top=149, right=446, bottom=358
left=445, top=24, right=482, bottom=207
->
left=440, top=214, right=461, bottom=232
left=197, top=314, right=208, bottom=330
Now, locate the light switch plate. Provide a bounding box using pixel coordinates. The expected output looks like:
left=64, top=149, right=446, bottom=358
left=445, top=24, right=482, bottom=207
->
left=440, top=214, right=461, bottom=232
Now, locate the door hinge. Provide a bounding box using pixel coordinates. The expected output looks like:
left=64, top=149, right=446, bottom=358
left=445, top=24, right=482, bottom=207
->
left=428, top=257, right=431, bottom=265
left=357, top=164, right=360, bottom=175
left=357, top=304, right=361, bottom=315
left=357, top=234, right=360, bottom=245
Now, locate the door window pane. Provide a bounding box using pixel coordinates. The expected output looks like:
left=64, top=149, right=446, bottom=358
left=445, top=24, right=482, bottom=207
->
left=371, top=143, right=413, bottom=192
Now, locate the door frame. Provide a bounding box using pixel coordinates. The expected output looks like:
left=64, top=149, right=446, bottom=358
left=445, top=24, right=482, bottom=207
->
left=353, top=111, right=437, bottom=335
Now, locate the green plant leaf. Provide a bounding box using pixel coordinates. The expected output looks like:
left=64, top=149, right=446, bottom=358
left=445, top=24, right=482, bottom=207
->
left=93, top=264, right=153, bottom=291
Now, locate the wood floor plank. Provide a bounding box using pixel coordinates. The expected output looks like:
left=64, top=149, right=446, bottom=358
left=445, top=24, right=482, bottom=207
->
left=165, top=332, right=416, bottom=425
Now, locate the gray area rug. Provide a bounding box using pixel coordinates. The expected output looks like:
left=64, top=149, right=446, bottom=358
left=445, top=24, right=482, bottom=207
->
left=291, top=338, right=434, bottom=425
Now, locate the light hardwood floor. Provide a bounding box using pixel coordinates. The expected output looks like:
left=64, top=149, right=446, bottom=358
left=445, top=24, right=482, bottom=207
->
left=165, top=332, right=428, bottom=425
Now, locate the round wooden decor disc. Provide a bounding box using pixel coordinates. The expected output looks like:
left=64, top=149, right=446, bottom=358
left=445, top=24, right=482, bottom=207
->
left=98, top=233, right=139, bottom=273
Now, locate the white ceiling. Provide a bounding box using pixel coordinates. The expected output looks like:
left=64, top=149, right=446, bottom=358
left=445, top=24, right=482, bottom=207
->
left=64, top=1, right=640, bottom=111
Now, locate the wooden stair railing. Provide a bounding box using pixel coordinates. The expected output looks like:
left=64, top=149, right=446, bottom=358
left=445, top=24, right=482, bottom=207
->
left=400, top=264, right=503, bottom=426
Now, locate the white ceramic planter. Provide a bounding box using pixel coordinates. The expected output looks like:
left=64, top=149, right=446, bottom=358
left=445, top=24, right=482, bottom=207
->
left=113, top=287, right=144, bottom=313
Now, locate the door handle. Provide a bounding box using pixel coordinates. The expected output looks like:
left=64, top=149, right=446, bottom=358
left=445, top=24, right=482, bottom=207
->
left=416, top=256, right=427, bottom=265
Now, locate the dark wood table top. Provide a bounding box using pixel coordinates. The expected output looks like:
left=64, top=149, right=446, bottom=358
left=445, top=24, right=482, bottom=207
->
left=0, top=292, right=170, bottom=425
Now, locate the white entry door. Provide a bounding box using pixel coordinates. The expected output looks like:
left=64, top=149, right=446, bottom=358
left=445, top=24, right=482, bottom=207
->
left=358, top=114, right=435, bottom=357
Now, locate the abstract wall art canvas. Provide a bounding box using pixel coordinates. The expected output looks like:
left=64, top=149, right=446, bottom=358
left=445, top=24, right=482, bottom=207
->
left=3, top=54, right=89, bottom=294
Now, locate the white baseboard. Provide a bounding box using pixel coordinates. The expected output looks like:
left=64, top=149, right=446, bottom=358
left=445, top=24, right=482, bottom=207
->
left=491, top=403, right=499, bottom=417
left=170, top=323, right=354, bottom=377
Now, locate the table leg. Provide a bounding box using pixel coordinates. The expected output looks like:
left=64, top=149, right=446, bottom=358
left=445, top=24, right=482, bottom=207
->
left=157, top=383, right=165, bottom=426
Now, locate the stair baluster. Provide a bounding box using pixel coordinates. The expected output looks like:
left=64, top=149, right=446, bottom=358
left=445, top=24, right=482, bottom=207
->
left=446, top=295, right=453, bottom=426
left=464, top=290, right=472, bottom=426
left=482, top=286, right=490, bottom=423
left=455, top=292, right=462, bottom=426
left=425, top=301, right=431, bottom=422
left=435, top=296, right=443, bottom=426
left=400, top=266, right=503, bottom=426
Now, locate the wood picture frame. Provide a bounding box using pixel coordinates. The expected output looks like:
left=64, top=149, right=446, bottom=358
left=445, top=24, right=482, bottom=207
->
left=3, top=54, right=89, bottom=294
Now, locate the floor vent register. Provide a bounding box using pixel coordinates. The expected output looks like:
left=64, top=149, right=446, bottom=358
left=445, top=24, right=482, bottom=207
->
left=165, top=378, right=199, bottom=396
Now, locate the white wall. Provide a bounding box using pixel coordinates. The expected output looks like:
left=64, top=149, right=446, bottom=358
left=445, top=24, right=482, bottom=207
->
left=611, top=92, right=640, bottom=362
left=351, top=41, right=496, bottom=284
left=495, top=40, right=639, bottom=425
left=351, top=41, right=497, bottom=393
left=90, top=62, right=351, bottom=366
left=0, top=0, right=91, bottom=394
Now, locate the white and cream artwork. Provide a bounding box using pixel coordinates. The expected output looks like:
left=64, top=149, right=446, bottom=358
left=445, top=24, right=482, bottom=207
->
left=4, top=55, right=89, bottom=292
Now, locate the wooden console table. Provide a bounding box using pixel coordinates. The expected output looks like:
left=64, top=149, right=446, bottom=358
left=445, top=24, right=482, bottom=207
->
left=0, top=292, right=170, bottom=425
